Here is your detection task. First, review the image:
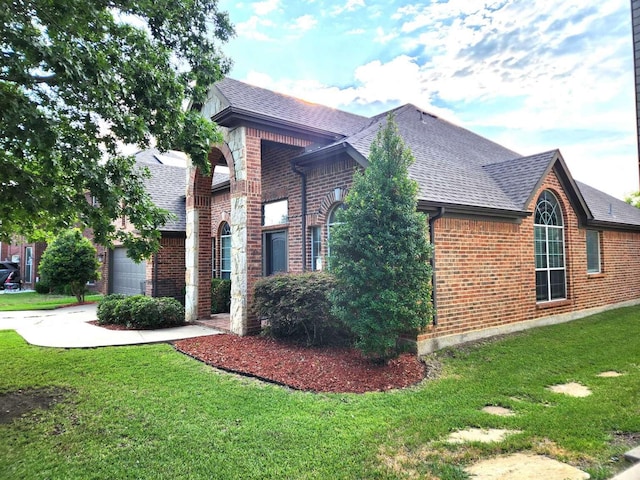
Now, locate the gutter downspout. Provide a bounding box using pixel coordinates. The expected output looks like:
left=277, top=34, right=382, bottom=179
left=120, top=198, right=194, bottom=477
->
left=291, top=161, right=307, bottom=271
left=153, top=252, right=158, bottom=297
left=429, top=207, right=445, bottom=325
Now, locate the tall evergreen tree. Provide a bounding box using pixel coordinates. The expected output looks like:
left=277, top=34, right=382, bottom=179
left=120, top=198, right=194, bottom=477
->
left=330, top=115, right=433, bottom=361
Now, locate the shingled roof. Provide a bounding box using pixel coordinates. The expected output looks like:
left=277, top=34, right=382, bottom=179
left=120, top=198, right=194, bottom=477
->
left=207, top=78, right=640, bottom=229
left=211, top=77, right=370, bottom=138
left=135, top=155, right=187, bottom=232
left=133, top=150, right=230, bottom=233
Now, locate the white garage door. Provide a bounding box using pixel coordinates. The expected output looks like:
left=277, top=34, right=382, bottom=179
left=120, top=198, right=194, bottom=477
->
left=111, top=247, right=147, bottom=296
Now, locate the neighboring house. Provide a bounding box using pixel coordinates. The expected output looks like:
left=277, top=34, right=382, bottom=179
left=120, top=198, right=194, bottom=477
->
left=0, top=238, right=46, bottom=289
left=103, top=149, right=228, bottom=301
left=174, top=77, right=640, bottom=353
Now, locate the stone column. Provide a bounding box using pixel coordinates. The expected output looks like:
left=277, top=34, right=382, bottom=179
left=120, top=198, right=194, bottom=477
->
left=227, top=126, right=261, bottom=335
left=185, top=205, right=198, bottom=322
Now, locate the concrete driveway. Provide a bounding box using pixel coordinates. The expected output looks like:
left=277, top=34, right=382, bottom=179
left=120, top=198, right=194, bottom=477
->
left=0, top=303, right=220, bottom=348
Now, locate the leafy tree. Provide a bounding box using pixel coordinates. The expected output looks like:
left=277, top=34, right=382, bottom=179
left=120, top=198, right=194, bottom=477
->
left=1, top=0, right=233, bottom=260
left=39, top=229, right=100, bottom=303
left=625, top=191, right=640, bottom=208
left=330, top=115, right=433, bottom=361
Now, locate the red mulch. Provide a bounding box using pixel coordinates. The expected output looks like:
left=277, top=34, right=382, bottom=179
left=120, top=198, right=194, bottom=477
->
left=173, top=334, right=426, bottom=393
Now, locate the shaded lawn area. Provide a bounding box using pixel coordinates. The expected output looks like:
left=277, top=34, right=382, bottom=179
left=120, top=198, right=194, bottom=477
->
left=0, top=292, right=102, bottom=311
left=0, top=306, right=639, bottom=479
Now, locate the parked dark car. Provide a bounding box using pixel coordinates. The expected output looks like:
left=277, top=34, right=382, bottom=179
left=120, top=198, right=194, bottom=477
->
left=0, top=262, right=21, bottom=290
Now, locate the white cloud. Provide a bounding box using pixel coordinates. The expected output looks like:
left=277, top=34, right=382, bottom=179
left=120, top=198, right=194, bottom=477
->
left=252, top=0, right=279, bottom=15
left=290, top=14, right=317, bottom=32
left=235, top=0, right=635, bottom=199
left=373, top=27, right=397, bottom=44
left=235, top=15, right=275, bottom=41
left=331, top=0, right=365, bottom=16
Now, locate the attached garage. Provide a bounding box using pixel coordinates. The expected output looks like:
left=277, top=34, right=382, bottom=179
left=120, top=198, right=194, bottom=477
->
left=110, top=247, right=147, bottom=296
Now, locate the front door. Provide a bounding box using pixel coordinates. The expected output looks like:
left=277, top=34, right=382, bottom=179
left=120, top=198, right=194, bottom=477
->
left=265, top=231, right=287, bottom=276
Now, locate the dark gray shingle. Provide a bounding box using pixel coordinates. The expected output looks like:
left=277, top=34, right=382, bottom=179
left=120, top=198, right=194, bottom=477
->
left=577, top=181, right=640, bottom=227
left=213, top=78, right=370, bottom=137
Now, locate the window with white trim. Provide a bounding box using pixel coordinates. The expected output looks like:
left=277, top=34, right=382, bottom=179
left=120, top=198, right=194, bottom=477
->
left=586, top=230, right=601, bottom=274
left=326, top=203, right=345, bottom=260
left=534, top=190, right=566, bottom=302
left=24, top=246, right=33, bottom=283
left=310, top=226, right=322, bottom=271
left=220, top=222, right=231, bottom=280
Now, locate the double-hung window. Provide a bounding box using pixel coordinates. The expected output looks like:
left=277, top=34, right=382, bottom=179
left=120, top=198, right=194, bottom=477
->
left=586, top=230, right=601, bottom=274
left=534, top=190, right=566, bottom=302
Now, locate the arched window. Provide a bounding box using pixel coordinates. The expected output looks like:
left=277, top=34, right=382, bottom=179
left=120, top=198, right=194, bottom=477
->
left=220, top=222, right=231, bottom=280
left=327, top=203, right=345, bottom=259
left=534, top=190, right=566, bottom=302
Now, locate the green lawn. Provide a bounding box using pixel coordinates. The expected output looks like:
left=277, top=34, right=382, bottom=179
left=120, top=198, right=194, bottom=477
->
left=0, top=306, right=638, bottom=479
left=0, top=291, right=102, bottom=311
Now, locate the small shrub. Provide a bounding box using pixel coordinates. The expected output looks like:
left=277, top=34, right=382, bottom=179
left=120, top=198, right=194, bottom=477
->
left=155, top=297, right=185, bottom=327
left=126, top=296, right=160, bottom=329
left=97, top=295, right=185, bottom=329
left=253, top=272, right=351, bottom=346
left=34, top=281, right=50, bottom=294
left=97, top=294, right=127, bottom=325
left=211, top=278, right=231, bottom=313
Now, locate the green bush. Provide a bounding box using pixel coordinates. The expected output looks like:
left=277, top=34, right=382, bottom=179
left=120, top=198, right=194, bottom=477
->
left=211, top=278, right=231, bottom=313
left=97, top=294, right=126, bottom=325
left=97, top=295, right=184, bottom=329
left=330, top=115, right=433, bottom=361
left=34, top=281, right=50, bottom=294
left=38, top=229, right=100, bottom=303
left=253, top=272, right=351, bottom=346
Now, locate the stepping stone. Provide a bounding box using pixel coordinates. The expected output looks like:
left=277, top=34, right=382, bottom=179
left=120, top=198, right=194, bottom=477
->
left=447, top=428, right=520, bottom=444
left=465, top=452, right=590, bottom=480
left=597, top=371, right=622, bottom=378
left=482, top=406, right=515, bottom=416
left=625, top=446, right=640, bottom=463
left=547, top=382, right=592, bottom=397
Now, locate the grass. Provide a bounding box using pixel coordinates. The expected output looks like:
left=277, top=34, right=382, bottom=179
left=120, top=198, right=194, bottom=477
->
left=0, top=306, right=638, bottom=479
left=0, top=291, right=102, bottom=311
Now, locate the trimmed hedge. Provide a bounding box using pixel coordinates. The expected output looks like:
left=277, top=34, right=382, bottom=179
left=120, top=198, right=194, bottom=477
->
left=252, top=272, right=352, bottom=346
left=97, top=294, right=185, bottom=329
left=211, top=278, right=231, bottom=314
left=97, top=294, right=126, bottom=325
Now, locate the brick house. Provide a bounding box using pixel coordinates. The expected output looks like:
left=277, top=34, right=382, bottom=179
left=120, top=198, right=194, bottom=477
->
left=0, top=238, right=46, bottom=290
left=174, top=77, right=640, bottom=353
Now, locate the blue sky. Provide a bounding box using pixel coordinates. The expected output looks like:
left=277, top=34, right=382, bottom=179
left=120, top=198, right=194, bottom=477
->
left=217, top=0, right=637, bottom=199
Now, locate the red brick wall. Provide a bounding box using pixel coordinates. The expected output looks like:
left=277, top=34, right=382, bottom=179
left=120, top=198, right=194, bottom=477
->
left=304, top=157, right=358, bottom=270
left=154, top=235, right=186, bottom=302
left=419, top=168, right=640, bottom=343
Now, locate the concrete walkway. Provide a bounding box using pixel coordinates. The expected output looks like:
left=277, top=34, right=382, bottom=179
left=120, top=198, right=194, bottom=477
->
left=0, top=304, right=221, bottom=348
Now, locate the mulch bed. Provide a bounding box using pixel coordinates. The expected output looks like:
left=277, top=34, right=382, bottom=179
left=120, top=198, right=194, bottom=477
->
left=174, top=334, right=427, bottom=393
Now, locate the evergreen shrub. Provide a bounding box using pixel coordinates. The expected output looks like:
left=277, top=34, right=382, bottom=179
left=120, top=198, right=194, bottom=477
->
left=253, top=272, right=351, bottom=346
left=211, top=278, right=231, bottom=313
